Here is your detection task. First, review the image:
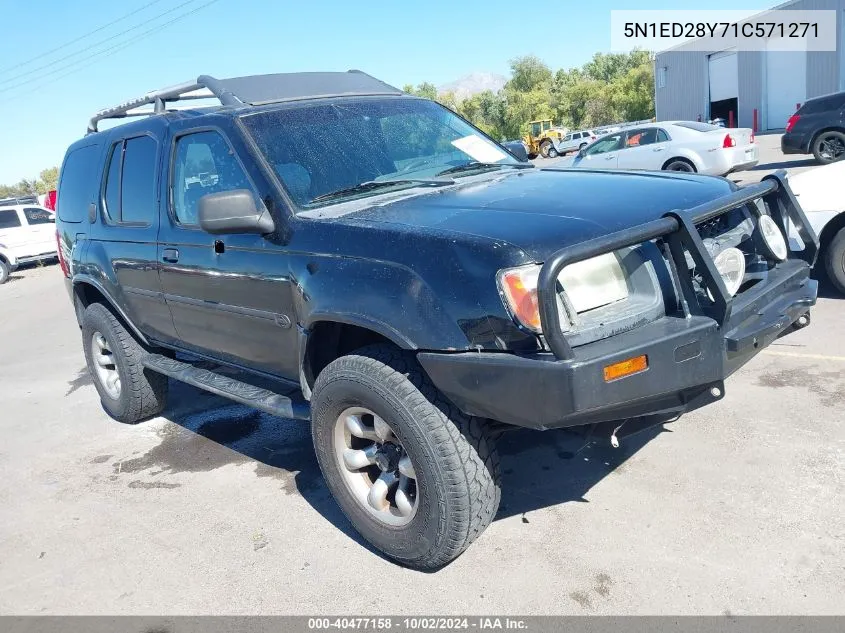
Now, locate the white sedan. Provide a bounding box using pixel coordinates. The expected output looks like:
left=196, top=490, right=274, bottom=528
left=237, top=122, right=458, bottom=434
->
left=569, top=121, right=758, bottom=176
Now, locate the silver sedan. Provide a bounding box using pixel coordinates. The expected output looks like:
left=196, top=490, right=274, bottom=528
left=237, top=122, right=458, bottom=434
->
left=570, top=121, right=758, bottom=176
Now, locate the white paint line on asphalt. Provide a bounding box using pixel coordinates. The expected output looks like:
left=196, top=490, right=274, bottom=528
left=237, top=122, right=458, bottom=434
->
left=762, top=350, right=845, bottom=362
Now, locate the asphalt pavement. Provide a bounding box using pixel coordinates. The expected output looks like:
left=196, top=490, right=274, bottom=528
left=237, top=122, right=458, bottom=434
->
left=0, top=140, right=842, bottom=614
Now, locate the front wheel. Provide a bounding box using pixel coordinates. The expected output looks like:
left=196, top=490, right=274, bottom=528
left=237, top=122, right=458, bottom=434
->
left=812, top=131, right=845, bottom=164
left=311, top=345, right=501, bottom=570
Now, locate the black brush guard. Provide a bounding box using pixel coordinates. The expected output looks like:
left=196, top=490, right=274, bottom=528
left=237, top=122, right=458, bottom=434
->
left=537, top=171, right=819, bottom=361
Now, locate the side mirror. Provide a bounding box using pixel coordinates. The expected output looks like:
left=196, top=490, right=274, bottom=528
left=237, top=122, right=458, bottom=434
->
left=198, top=190, right=275, bottom=235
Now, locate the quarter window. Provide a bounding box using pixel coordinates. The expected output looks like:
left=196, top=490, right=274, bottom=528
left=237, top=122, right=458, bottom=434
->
left=170, top=131, right=254, bottom=226
left=0, top=209, right=21, bottom=229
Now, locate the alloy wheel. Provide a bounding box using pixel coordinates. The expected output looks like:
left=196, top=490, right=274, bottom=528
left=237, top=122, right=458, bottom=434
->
left=333, top=407, right=418, bottom=526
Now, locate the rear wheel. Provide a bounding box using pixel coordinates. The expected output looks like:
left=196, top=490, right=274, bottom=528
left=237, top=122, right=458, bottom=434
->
left=812, top=131, right=845, bottom=165
left=664, top=158, right=696, bottom=173
left=825, top=227, right=845, bottom=295
left=311, top=344, right=501, bottom=570
left=81, top=302, right=168, bottom=423
left=0, top=259, right=9, bottom=284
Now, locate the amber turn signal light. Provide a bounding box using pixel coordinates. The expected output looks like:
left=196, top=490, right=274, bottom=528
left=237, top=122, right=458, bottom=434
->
left=603, top=355, right=648, bottom=382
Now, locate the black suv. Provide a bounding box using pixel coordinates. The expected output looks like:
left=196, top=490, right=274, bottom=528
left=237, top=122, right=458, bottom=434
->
left=781, top=91, right=845, bottom=164
left=56, top=71, right=819, bottom=570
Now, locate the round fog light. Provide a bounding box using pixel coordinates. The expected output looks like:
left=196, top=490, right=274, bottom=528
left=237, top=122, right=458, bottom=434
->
left=758, top=215, right=788, bottom=261
left=713, top=247, right=746, bottom=297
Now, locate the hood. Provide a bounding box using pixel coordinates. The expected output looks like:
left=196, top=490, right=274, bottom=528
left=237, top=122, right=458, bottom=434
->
left=345, top=168, right=737, bottom=261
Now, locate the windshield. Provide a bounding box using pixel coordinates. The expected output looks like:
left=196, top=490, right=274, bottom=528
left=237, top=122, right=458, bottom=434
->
left=240, top=97, right=519, bottom=208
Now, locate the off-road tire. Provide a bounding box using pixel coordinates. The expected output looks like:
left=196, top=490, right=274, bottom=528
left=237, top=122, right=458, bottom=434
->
left=825, top=227, right=845, bottom=295
left=539, top=140, right=553, bottom=158
left=311, top=344, right=501, bottom=570
left=0, top=258, right=9, bottom=284
left=81, top=302, right=168, bottom=423
left=812, top=130, right=845, bottom=165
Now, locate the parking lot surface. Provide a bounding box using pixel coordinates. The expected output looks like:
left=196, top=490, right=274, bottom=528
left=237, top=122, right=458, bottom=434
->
left=1, top=141, right=842, bottom=615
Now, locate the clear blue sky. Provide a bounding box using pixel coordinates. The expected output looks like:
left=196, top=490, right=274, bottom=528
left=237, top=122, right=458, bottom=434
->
left=0, top=0, right=773, bottom=184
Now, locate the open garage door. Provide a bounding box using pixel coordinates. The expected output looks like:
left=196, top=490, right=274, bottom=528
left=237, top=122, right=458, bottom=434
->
left=765, top=37, right=806, bottom=130
left=708, top=51, right=738, bottom=124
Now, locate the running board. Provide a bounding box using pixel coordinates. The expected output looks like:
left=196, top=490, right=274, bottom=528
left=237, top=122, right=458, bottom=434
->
left=142, top=353, right=311, bottom=420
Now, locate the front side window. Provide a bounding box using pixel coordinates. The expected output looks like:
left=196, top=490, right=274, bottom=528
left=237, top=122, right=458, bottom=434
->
left=585, top=133, right=624, bottom=155
left=241, top=98, right=520, bottom=207
left=530, top=122, right=541, bottom=137
left=171, top=130, right=254, bottom=225
left=23, top=207, right=54, bottom=225
left=0, top=209, right=21, bottom=229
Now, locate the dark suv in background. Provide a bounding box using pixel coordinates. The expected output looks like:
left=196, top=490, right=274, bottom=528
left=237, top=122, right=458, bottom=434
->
left=782, top=91, right=845, bottom=164
left=56, top=71, right=819, bottom=570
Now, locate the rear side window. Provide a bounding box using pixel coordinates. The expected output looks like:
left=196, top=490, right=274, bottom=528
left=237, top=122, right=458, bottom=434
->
left=23, top=208, right=54, bottom=225
left=101, top=135, right=157, bottom=225
left=57, top=144, right=99, bottom=223
left=799, top=94, right=845, bottom=114
left=0, top=209, right=21, bottom=229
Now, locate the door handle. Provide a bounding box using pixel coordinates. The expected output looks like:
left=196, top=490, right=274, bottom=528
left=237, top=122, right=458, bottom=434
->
left=605, top=156, right=615, bottom=160
left=653, top=148, right=665, bottom=152
left=162, top=248, right=179, bottom=263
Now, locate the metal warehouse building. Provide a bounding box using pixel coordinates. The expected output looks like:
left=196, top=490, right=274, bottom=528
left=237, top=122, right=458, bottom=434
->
left=655, top=0, right=845, bottom=131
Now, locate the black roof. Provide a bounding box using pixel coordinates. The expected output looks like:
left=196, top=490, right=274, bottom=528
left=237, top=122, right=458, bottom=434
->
left=87, top=70, right=403, bottom=133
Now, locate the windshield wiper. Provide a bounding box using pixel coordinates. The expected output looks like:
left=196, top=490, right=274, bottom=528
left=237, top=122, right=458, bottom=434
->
left=435, top=161, right=535, bottom=177
left=309, top=178, right=454, bottom=204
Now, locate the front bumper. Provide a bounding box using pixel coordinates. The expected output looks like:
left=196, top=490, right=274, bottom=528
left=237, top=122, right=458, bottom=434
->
left=419, top=171, right=820, bottom=430
left=419, top=261, right=815, bottom=429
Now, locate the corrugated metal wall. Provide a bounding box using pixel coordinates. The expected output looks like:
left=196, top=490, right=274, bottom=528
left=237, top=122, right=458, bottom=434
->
left=655, top=0, right=844, bottom=129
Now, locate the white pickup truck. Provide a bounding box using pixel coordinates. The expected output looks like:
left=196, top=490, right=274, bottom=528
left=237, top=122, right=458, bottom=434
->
left=0, top=204, right=57, bottom=284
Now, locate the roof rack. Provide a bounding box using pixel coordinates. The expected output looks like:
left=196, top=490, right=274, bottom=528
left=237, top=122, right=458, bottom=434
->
left=87, top=70, right=403, bottom=134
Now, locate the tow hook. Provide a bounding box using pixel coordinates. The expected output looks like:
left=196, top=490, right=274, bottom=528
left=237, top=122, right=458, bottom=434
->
left=610, top=423, right=623, bottom=448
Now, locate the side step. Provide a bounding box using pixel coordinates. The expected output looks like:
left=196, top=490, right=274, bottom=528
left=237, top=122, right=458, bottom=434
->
left=142, top=353, right=311, bottom=420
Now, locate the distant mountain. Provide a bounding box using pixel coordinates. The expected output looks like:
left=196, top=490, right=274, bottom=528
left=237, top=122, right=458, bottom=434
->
left=437, top=72, right=507, bottom=100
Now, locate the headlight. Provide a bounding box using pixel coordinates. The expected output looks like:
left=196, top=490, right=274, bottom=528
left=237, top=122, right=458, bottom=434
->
left=757, top=215, right=788, bottom=261
left=498, top=253, right=629, bottom=333
left=712, top=247, right=745, bottom=297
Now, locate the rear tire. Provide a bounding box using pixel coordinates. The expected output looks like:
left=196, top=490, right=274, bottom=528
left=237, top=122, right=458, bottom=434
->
left=812, top=131, right=845, bottom=165
left=0, top=259, right=9, bottom=284
left=81, top=302, right=168, bottom=424
left=663, top=158, right=696, bottom=173
left=310, top=344, right=501, bottom=570
left=825, top=227, right=845, bottom=295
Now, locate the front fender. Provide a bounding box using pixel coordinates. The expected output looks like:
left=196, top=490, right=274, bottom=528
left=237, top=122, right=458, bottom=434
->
left=292, top=255, right=471, bottom=351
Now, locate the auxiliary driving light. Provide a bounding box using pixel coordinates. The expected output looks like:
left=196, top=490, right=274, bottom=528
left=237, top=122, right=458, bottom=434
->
left=713, top=247, right=746, bottom=297
left=757, top=215, right=788, bottom=261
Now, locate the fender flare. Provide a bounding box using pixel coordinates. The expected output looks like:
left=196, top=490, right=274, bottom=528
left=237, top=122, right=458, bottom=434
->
left=297, top=312, right=418, bottom=399
left=71, top=274, right=151, bottom=346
